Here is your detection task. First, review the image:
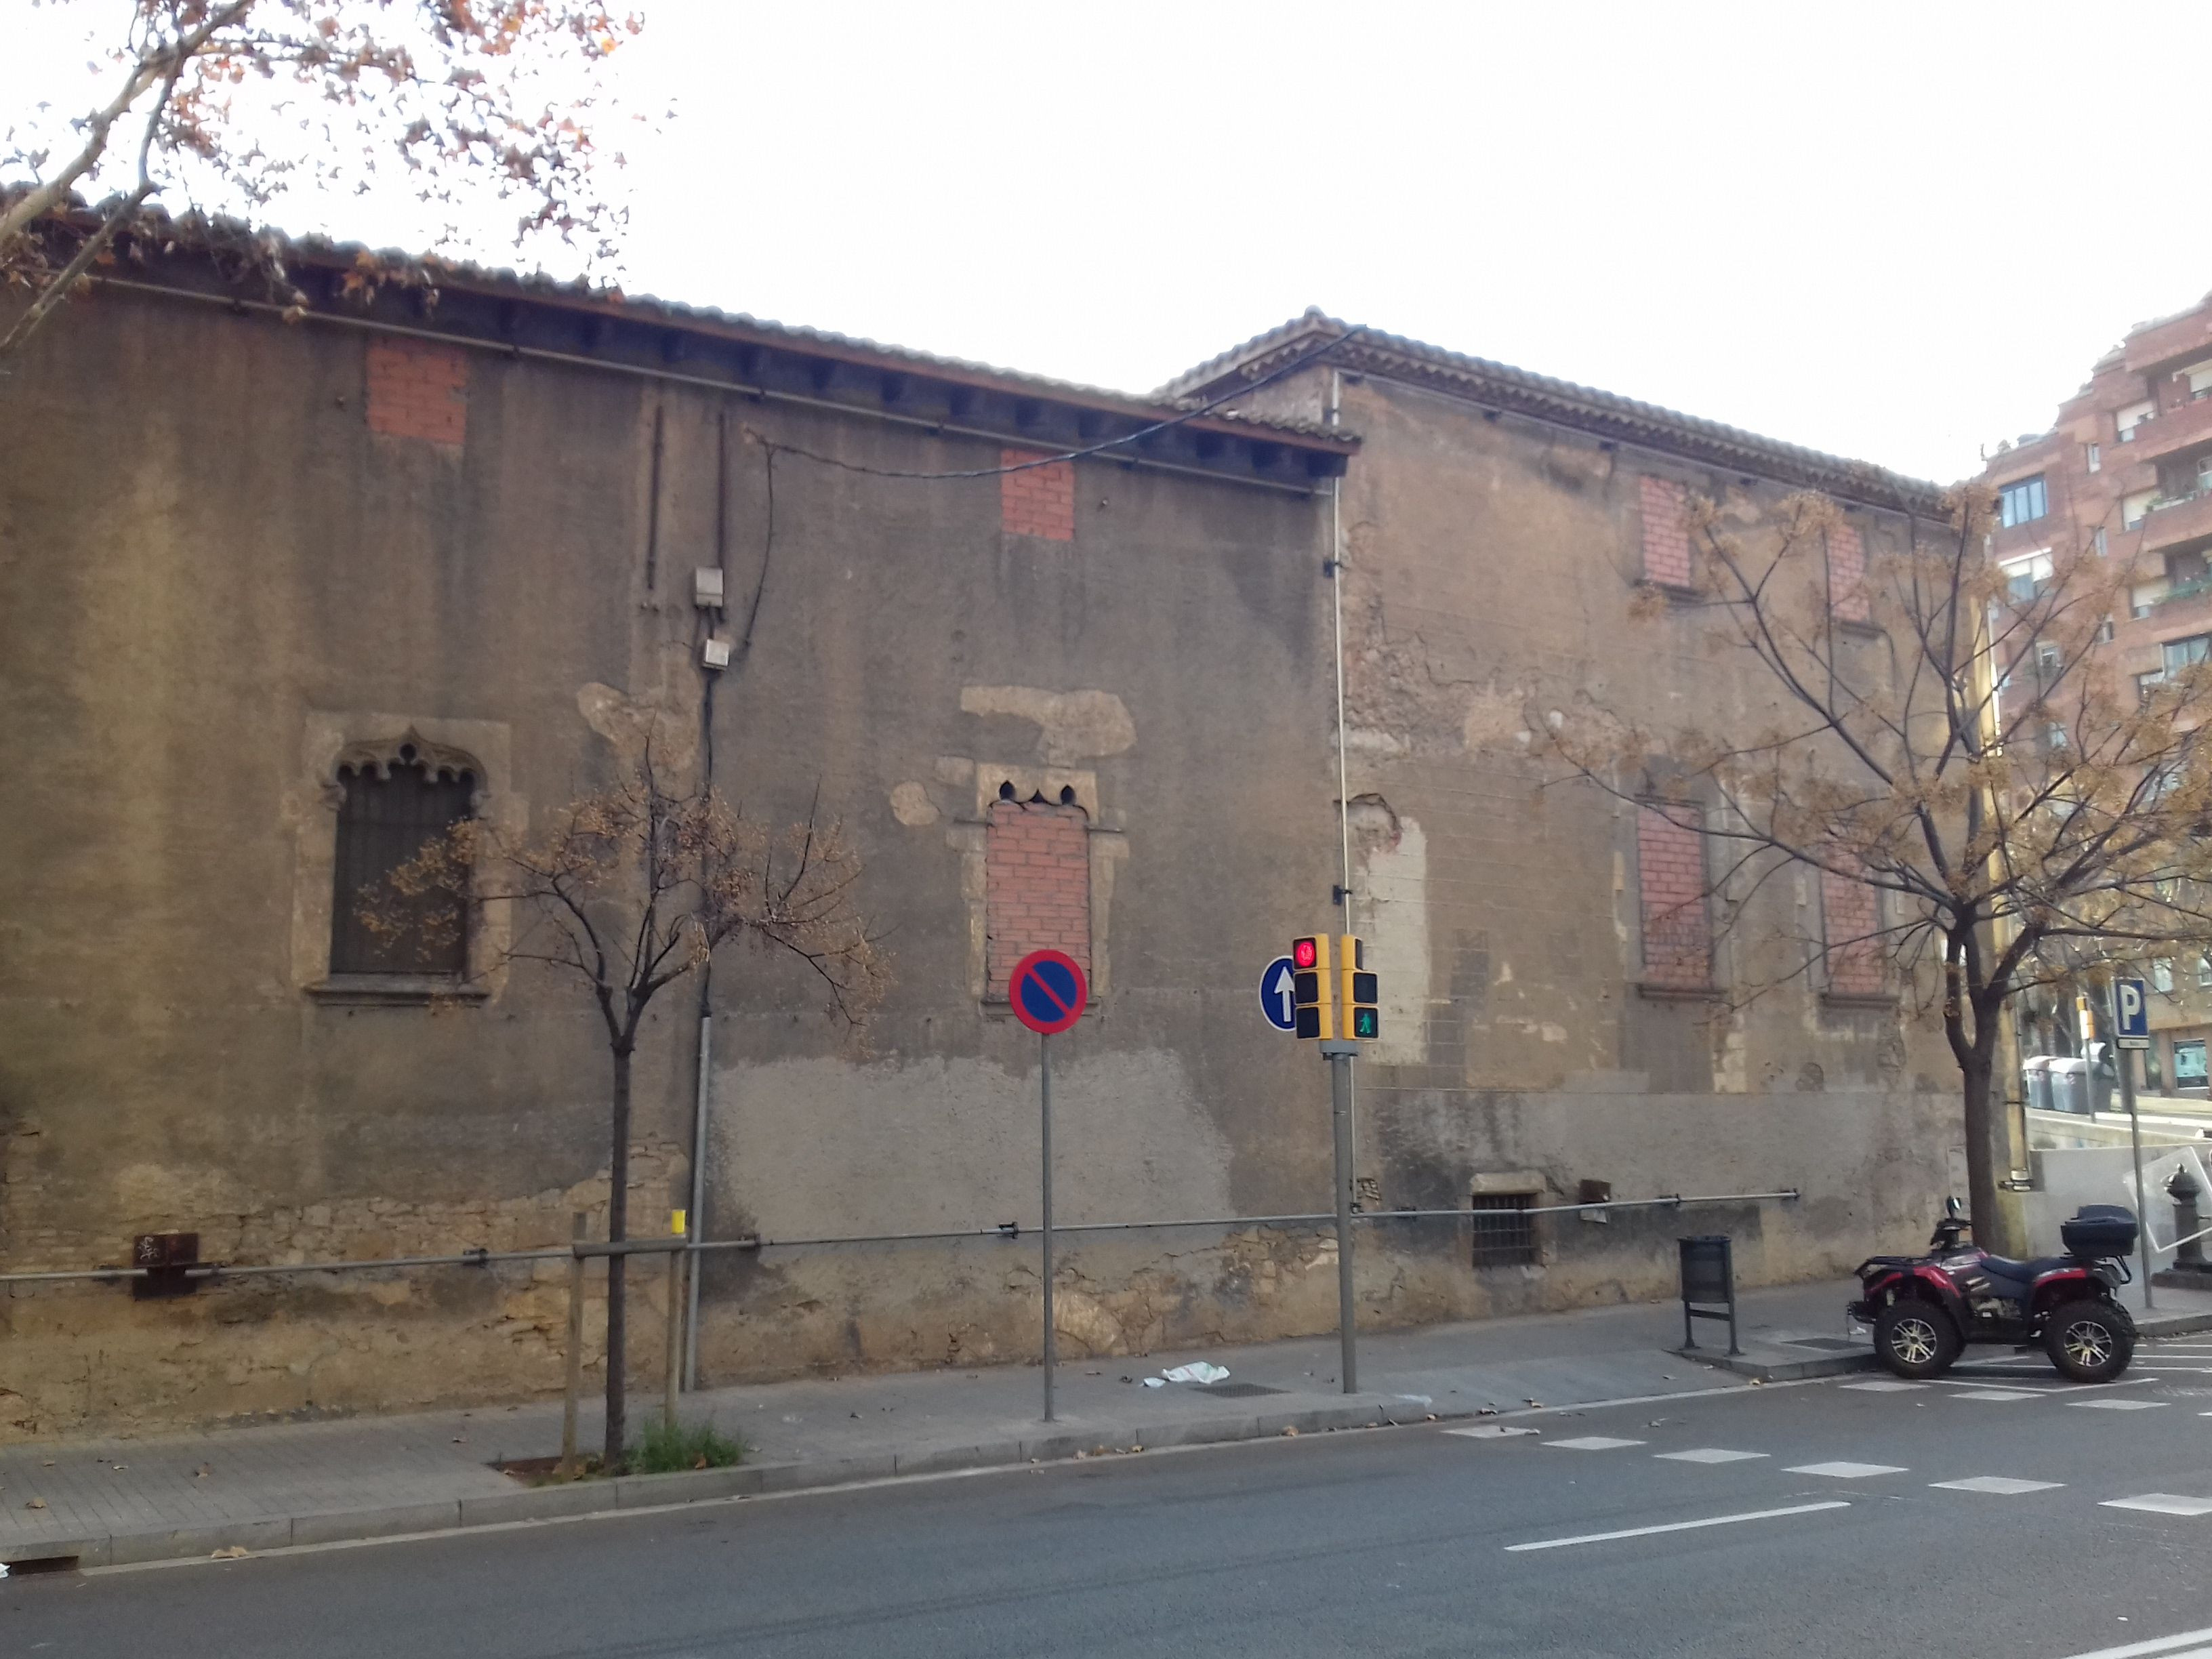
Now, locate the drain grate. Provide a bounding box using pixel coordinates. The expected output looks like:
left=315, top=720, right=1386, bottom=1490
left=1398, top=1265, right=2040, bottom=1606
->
left=1192, top=1381, right=1288, bottom=1398
left=1784, top=1336, right=1866, bottom=1351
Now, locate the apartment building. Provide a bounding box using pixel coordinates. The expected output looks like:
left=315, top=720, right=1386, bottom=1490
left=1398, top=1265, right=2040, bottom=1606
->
left=1982, top=289, right=2212, bottom=1092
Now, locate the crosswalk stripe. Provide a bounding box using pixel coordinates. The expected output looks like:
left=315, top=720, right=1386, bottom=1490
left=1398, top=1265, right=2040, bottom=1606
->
left=1654, top=1448, right=1767, bottom=1464
left=1786, top=1460, right=1908, bottom=1479
left=1946, top=1389, right=2039, bottom=1401
left=2101, top=1494, right=2212, bottom=1517
left=1544, top=1435, right=1645, bottom=1451
left=2051, top=1626, right=2212, bottom=1659
left=1839, top=1380, right=1925, bottom=1393
left=2070, top=1399, right=2168, bottom=1411
left=1929, top=1475, right=2063, bottom=1494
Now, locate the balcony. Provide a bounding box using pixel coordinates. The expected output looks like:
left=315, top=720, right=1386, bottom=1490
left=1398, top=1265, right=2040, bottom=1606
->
left=2142, top=489, right=2212, bottom=554
left=2129, top=391, right=2212, bottom=465
left=2125, top=308, right=2212, bottom=377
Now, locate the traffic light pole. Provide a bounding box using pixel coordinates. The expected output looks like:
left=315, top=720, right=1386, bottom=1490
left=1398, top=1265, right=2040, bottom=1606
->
left=1321, top=1039, right=1359, bottom=1394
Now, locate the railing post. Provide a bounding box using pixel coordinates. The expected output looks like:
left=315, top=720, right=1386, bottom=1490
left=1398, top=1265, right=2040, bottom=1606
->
left=558, top=1211, right=587, bottom=1477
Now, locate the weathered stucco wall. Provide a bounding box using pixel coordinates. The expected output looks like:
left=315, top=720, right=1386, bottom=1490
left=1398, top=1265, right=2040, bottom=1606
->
left=1, top=274, right=1954, bottom=1442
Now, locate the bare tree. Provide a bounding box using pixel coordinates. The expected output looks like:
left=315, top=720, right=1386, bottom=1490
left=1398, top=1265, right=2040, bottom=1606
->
left=1, top=0, right=639, bottom=357
left=369, top=755, right=886, bottom=1468
left=1549, top=488, right=2212, bottom=1252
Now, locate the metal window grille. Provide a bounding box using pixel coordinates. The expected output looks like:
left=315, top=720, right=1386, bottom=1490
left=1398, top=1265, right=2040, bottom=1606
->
left=329, top=751, right=473, bottom=975
left=1469, top=1193, right=1538, bottom=1267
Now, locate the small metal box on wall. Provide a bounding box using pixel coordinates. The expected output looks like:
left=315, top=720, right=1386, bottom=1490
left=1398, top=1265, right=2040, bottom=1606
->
left=131, top=1231, right=200, bottom=1299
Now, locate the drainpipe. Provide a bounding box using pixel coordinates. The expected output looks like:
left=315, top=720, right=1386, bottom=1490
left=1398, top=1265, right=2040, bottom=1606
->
left=1327, top=369, right=1357, bottom=1188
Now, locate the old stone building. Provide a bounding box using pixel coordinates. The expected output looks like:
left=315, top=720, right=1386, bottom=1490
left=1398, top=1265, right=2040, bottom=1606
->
left=1, top=234, right=1956, bottom=1440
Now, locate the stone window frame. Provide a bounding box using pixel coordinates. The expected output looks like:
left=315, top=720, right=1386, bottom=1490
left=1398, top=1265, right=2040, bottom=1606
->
left=934, top=758, right=1126, bottom=1007
left=291, top=711, right=522, bottom=1006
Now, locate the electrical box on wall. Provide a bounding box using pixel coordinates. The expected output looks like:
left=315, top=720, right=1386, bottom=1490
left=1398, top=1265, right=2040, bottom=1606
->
left=132, top=1231, right=200, bottom=1299
left=700, top=636, right=733, bottom=670
left=693, top=568, right=725, bottom=610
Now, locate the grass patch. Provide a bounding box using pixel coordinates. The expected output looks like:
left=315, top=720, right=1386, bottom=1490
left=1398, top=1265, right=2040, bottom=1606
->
left=628, top=1416, right=745, bottom=1475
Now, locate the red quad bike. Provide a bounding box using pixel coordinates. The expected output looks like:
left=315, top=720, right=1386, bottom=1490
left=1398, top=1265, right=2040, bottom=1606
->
left=1849, top=1199, right=2139, bottom=1383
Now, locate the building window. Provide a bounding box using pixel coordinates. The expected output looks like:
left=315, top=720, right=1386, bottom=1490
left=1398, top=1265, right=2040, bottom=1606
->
left=2154, top=960, right=2175, bottom=994
left=2087, top=443, right=2102, bottom=473
left=2093, top=527, right=2108, bottom=559
left=2164, top=634, right=2211, bottom=675
left=2139, top=670, right=2168, bottom=701
left=2001, top=550, right=2052, bottom=602
left=2044, top=721, right=2068, bottom=751
left=2098, top=614, right=2115, bottom=642
left=2125, top=489, right=2158, bottom=529
left=2118, top=401, right=2156, bottom=442
left=1820, top=867, right=1882, bottom=996
left=2035, top=640, right=2062, bottom=676
left=984, top=794, right=1090, bottom=998
left=2177, top=1040, right=2209, bottom=1092
left=1637, top=802, right=1712, bottom=989
left=2196, top=956, right=2212, bottom=989
left=1469, top=1193, right=1538, bottom=1267
left=329, top=745, right=474, bottom=976
left=1999, top=476, right=2049, bottom=527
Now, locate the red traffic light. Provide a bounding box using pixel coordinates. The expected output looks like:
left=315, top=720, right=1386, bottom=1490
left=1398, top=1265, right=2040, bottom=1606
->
left=1292, top=937, right=1319, bottom=970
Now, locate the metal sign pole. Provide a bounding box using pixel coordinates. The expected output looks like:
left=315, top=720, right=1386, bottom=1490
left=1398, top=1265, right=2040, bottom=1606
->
left=2110, top=981, right=2154, bottom=1310
left=1322, top=1039, right=1359, bottom=1393
left=1041, top=1028, right=1057, bottom=1422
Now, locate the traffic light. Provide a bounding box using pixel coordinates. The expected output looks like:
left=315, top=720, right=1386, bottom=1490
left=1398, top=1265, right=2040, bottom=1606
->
left=1291, top=935, right=1334, bottom=1039
left=1339, top=935, right=1379, bottom=1040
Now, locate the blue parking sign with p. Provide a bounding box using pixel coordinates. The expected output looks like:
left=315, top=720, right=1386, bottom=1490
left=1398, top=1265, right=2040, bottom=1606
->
left=2117, top=977, right=2149, bottom=1042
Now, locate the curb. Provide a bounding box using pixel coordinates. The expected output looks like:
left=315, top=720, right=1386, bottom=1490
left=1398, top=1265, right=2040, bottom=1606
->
left=1683, top=1347, right=1876, bottom=1383
left=1, top=1399, right=1429, bottom=1573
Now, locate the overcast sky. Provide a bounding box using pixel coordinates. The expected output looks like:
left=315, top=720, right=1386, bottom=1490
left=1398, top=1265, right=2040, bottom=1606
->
left=13, top=2, right=2212, bottom=483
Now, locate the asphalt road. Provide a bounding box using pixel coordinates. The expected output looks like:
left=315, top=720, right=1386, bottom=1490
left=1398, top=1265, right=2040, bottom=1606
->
left=17, top=1340, right=2212, bottom=1659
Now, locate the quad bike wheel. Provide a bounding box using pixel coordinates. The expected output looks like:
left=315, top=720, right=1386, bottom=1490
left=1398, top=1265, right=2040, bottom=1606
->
left=2044, top=1299, right=2135, bottom=1384
left=1874, top=1300, right=1959, bottom=1379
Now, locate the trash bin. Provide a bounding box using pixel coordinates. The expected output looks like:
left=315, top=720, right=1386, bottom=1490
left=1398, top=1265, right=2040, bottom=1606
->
left=2022, top=1055, right=2053, bottom=1115
left=1677, top=1235, right=1740, bottom=1356
left=2085, top=1042, right=2118, bottom=1114
left=2049, top=1057, right=2091, bottom=1115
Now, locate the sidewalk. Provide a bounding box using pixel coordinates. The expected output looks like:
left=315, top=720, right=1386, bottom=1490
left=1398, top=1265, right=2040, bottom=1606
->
left=7, top=1276, right=2209, bottom=1570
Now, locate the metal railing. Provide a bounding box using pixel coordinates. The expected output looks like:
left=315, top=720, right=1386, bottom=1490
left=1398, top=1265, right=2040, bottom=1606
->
left=0, top=1188, right=1799, bottom=1286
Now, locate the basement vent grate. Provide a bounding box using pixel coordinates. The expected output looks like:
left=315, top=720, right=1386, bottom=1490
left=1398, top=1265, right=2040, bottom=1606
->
left=1192, top=1381, right=1288, bottom=1398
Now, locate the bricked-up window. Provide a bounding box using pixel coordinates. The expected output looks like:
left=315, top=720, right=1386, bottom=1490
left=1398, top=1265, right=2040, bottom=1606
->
left=365, top=338, right=470, bottom=447
left=1826, top=520, right=1870, bottom=623
left=1637, top=802, right=1712, bottom=989
left=1000, top=448, right=1075, bottom=541
left=985, top=796, right=1089, bottom=997
left=1469, top=1193, right=1538, bottom=1267
left=330, top=749, right=473, bottom=976
left=1821, top=867, right=1883, bottom=996
left=1639, top=476, right=1692, bottom=588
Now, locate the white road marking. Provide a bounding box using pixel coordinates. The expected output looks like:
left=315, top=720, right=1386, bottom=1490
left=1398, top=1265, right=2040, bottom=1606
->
left=1929, top=1475, right=2063, bottom=1494
left=2052, top=1623, right=2212, bottom=1659
left=1545, top=1435, right=1645, bottom=1451
left=1654, top=1448, right=1768, bottom=1464
left=1839, top=1380, right=1926, bottom=1392
left=1946, top=1389, right=2039, bottom=1401
left=2101, top=1494, right=2212, bottom=1517
left=1785, top=1460, right=1908, bottom=1479
left=2070, top=1399, right=2169, bottom=1411
left=1504, top=1500, right=1850, bottom=1553
left=1443, top=1425, right=1538, bottom=1439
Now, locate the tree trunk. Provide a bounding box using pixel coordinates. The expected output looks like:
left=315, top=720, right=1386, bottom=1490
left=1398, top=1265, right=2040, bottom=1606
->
left=1960, top=1056, right=2027, bottom=1257
left=603, top=1044, right=632, bottom=1470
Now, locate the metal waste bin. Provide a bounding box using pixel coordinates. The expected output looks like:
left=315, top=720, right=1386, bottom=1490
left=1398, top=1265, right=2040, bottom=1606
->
left=2049, top=1057, right=2091, bottom=1115
left=1678, top=1235, right=1740, bottom=1356
left=2022, top=1055, right=2053, bottom=1115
